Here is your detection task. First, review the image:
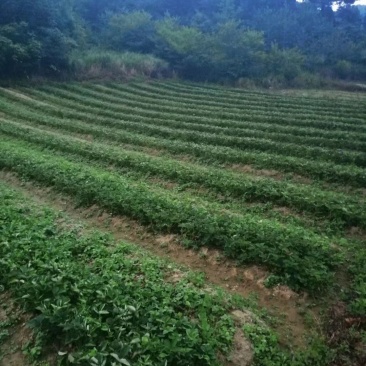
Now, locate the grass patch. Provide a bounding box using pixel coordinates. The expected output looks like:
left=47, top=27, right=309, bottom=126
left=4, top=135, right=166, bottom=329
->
left=69, top=50, right=169, bottom=80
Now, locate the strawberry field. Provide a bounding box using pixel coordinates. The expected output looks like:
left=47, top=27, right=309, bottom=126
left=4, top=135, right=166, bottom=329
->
left=0, top=81, right=366, bottom=365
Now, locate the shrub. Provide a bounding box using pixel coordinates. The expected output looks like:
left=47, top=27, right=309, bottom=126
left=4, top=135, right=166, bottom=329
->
left=69, top=49, right=169, bottom=80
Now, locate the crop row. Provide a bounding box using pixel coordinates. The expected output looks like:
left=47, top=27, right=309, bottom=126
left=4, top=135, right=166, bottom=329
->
left=0, top=137, right=340, bottom=291
left=107, top=82, right=366, bottom=121
left=159, top=81, right=366, bottom=115
left=1, top=98, right=365, bottom=188
left=10, top=89, right=366, bottom=167
left=4, top=123, right=335, bottom=237
left=0, top=182, right=236, bottom=365
left=2, top=120, right=365, bottom=228
left=49, top=83, right=366, bottom=132
left=125, top=81, right=337, bottom=112
left=87, top=83, right=366, bottom=146
left=19, top=86, right=366, bottom=146
left=8, top=86, right=366, bottom=154
left=141, top=81, right=366, bottom=111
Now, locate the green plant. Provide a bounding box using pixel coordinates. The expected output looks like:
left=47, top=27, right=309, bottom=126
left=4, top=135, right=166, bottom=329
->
left=0, top=79, right=365, bottom=366
left=0, top=182, right=238, bottom=365
left=0, top=137, right=341, bottom=292
left=69, top=50, right=169, bottom=80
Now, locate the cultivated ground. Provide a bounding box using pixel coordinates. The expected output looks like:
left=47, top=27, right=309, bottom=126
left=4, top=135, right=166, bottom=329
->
left=0, top=81, right=365, bottom=365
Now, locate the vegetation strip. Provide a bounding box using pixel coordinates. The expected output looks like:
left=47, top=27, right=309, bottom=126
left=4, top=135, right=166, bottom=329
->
left=19, top=86, right=366, bottom=148
left=161, top=79, right=366, bottom=101
left=1, top=120, right=365, bottom=229
left=0, top=137, right=340, bottom=291
left=0, top=181, right=238, bottom=365
left=0, top=123, right=350, bottom=238
left=1, top=96, right=365, bottom=189
left=159, top=81, right=366, bottom=113
left=11, top=87, right=366, bottom=167
left=131, top=81, right=366, bottom=113
left=27, top=84, right=366, bottom=138
left=104, top=82, right=366, bottom=121
left=86, top=83, right=366, bottom=150
left=48, top=83, right=366, bottom=133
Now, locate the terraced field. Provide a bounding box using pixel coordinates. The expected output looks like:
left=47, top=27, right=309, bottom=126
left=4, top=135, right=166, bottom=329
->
left=0, top=81, right=366, bottom=365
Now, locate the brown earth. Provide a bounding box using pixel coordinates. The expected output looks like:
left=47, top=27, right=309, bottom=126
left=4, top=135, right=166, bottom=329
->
left=0, top=294, right=32, bottom=366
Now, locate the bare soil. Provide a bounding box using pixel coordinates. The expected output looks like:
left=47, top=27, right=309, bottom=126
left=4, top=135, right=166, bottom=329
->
left=0, top=294, right=32, bottom=366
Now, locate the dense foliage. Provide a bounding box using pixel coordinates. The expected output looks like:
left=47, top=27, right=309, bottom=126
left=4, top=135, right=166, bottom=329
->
left=0, top=0, right=365, bottom=83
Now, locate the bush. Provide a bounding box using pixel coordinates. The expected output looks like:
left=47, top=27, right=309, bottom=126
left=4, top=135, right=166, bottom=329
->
left=0, top=22, right=42, bottom=78
left=265, top=45, right=305, bottom=82
left=69, top=49, right=170, bottom=80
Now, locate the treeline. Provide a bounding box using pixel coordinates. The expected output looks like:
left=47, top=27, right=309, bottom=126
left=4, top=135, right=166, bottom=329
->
left=1, top=0, right=366, bottom=85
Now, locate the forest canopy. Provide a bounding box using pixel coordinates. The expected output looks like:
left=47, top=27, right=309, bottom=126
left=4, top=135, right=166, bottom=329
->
left=0, top=0, right=365, bottom=84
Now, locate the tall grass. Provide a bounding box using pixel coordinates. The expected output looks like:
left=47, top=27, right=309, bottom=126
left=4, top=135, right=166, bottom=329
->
left=69, top=49, right=170, bottom=80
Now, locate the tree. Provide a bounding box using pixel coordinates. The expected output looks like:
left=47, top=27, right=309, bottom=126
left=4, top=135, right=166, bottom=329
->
left=105, top=11, right=155, bottom=53
left=155, top=17, right=210, bottom=79
left=209, top=21, right=266, bottom=79
left=265, top=45, right=305, bottom=81
left=0, top=0, right=75, bottom=76
left=0, top=0, right=364, bottom=81
left=0, top=22, right=42, bottom=77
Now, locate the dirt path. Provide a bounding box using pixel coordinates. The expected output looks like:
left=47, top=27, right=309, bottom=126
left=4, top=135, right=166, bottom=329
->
left=0, top=171, right=320, bottom=349
left=0, top=294, right=31, bottom=366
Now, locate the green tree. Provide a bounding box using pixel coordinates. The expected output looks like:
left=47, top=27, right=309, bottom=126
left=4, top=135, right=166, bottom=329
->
left=0, top=0, right=75, bottom=77
left=209, top=21, right=266, bottom=79
left=155, top=17, right=210, bottom=79
left=265, top=45, right=305, bottom=81
left=105, top=11, right=155, bottom=53
left=0, top=22, right=41, bottom=77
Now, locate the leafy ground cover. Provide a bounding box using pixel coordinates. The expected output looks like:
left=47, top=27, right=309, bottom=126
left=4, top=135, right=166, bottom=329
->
left=0, top=182, right=239, bottom=366
left=0, top=137, right=340, bottom=292
left=0, top=80, right=365, bottom=365
left=0, top=182, right=334, bottom=366
left=1, top=88, right=365, bottom=188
